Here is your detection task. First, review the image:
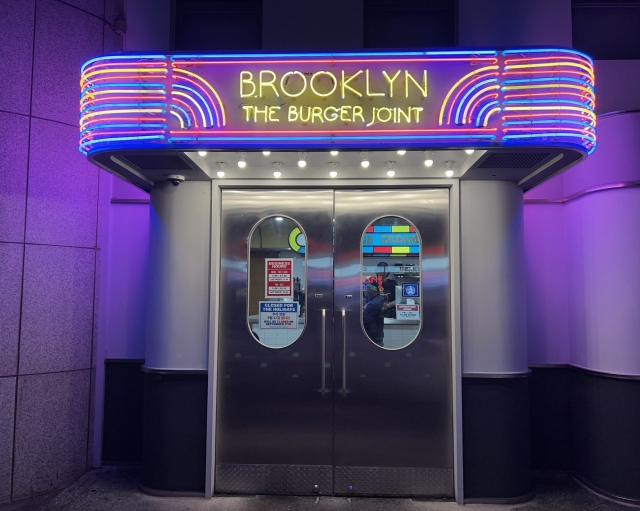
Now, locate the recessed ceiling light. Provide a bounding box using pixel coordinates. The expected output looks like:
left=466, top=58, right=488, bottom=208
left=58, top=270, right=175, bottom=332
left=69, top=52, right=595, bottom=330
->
left=330, top=150, right=339, bottom=156
left=330, top=171, right=338, bottom=178
left=397, top=150, right=406, bottom=155
left=217, top=171, right=225, bottom=178
left=465, top=149, right=475, bottom=155
left=387, top=170, right=395, bottom=177
left=445, top=161, right=454, bottom=177
left=215, top=162, right=225, bottom=177
left=386, top=161, right=395, bottom=177
left=424, top=151, right=434, bottom=167
left=361, top=151, right=370, bottom=168
left=273, top=171, right=281, bottom=178
left=198, top=151, right=207, bottom=157
left=298, top=151, right=307, bottom=168
left=238, top=151, right=247, bottom=168
left=262, top=150, right=271, bottom=156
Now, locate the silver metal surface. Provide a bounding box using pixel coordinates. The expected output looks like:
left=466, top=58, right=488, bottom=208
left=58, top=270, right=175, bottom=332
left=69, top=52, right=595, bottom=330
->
left=216, top=190, right=334, bottom=495
left=334, top=466, right=454, bottom=497
left=334, top=189, right=453, bottom=495
left=215, top=187, right=453, bottom=497
left=321, top=309, right=326, bottom=396
left=341, top=309, right=347, bottom=397
left=216, top=464, right=332, bottom=495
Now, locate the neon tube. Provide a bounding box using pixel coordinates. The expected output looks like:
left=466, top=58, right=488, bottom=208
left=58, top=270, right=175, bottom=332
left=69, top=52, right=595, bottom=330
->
left=81, top=68, right=168, bottom=84
left=81, top=54, right=167, bottom=73
left=462, top=84, right=500, bottom=124
left=501, top=48, right=594, bottom=65
left=455, top=78, right=498, bottom=125
left=476, top=101, right=500, bottom=127
left=171, top=90, right=207, bottom=127
left=467, top=93, right=499, bottom=123
left=439, top=66, right=500, bottom=125
left=170, top=97, right=199, bottom=128
left=172, top=68, right=226, bottom=126
left=172, top=84, right=213, bottom=126
left=446, top=72, right=499, bottom=124
left=81, top=135, right=166, bottom=146
left=169, top=104, right=192, bottom=128
left=172, top=76, right=220, bottom=127
left=170, top=110, right=185, bottom=129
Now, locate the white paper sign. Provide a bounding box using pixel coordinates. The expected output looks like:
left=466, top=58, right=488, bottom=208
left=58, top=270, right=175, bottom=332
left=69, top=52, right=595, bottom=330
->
left=396, top=304, right=420, bottom=320
left=259, top=301, right=299, bottom=329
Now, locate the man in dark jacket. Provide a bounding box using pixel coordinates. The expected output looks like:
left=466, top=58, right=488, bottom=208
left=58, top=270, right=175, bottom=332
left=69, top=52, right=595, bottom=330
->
left=363, top=281, right=385, bottom=346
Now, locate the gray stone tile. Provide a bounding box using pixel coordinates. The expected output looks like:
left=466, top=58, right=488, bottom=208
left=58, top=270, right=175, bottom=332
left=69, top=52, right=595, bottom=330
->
left=59, top=0, right=104, bottom=17
left=25, top=118, right=99, bottom=248
left=12, top=370, right=89, bottom=501
left=0, top=243, right=23, bottom=377
left=0, top=0, right=35, bottom=115
left=0, top=377, right=16, bottom=504
left=0, top=112, right=30, bottom=243
left=19, top=244, right=95, bottom=375
left=86, top=368, right=96, bottom=470
left=31, top=0, right=102, bottom=126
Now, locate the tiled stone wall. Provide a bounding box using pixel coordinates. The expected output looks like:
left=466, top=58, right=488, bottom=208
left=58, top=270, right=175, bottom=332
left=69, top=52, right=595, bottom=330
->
left=0, top=0, right=122, bottom=503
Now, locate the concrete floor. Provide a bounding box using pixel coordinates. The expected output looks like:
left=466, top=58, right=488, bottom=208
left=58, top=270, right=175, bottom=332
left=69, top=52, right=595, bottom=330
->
left=0, top=468, right=632, bottom=511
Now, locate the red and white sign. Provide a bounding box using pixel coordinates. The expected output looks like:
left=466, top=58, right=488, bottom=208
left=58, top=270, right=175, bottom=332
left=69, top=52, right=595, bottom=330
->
left=396, top=304, right=420, bottom=321
left=265, top=258, right=294, bottom=298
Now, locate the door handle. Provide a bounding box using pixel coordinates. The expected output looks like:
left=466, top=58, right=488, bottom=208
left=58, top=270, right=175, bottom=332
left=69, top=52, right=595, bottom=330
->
left=341, top=308, right=347, bottom=397
left=321, top=309, right=326, bottom=396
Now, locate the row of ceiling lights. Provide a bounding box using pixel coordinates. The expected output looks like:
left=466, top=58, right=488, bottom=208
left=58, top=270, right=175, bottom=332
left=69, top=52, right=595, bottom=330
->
left=196, top=149, right=473, bottom=178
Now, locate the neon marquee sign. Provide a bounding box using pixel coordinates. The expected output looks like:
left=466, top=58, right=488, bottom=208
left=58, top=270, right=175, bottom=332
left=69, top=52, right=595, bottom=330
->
left=79, top=48, right=596, bottom=155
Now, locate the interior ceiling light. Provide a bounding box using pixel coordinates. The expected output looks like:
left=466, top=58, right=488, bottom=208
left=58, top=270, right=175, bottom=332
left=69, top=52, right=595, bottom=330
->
left=360, top=151, right=370, bottom=168
left=275, top=216, right=283, bottom=221
left=216, top=162, right=225, bottom=178
left=330, top=171, right=338, bottom=178
left=445, top=161, right=454, bottom=177
left=217, top=171, right=225, bottom=178
left=397, top=150, right=406, bottom=156
left=386, top=161, right=396, bottom=177
left=424, top=151, right=434, bottom=167
left=237, top=151, right=247, bottom=168
left=197, top=150, right=207, bottom=157
left=262, top=150, right=271, bottom=156
left=464, top=149, right=475, bottom=155
left=273, top=162, right=282, bottom=178
left=298, top=151, right=307, bottom=168
left=329, top=162, right=338, bottom=178
left=330, top=150, right=339, bottom=156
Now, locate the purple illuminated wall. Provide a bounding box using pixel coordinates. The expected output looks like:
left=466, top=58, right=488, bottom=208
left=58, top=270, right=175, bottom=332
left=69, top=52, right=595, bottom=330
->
left=0, top=0, right=123, bottom=503
left=525, top=112, right=640, bottom=376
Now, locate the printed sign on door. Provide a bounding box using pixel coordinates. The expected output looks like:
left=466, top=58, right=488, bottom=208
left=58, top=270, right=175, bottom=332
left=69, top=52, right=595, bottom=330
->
left=396, top=304, right=420, bottom=320
left=259, top=301, right=299, bottom=329
left=265, top=258, right=294, bottom=298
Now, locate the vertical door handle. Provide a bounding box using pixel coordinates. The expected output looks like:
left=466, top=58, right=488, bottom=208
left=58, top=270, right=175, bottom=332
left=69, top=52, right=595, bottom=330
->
left=341, top=308, right=347, bottom=397
left=321, top=309, right=326, bottom=396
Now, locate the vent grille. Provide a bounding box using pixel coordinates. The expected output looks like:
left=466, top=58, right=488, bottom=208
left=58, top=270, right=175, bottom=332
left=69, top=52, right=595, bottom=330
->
left=477, top=152, right=551, bottom=169
left=121, top=154, right=192, bottom=171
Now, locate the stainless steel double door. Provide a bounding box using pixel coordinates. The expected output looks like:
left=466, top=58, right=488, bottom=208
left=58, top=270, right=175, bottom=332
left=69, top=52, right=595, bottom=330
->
left=216, top=189, right=453, bottom=497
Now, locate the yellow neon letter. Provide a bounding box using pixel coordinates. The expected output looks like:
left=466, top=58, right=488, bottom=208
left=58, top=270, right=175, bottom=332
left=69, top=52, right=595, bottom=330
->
left=366, top=69, right=385, bottom=97
left=254, top=105, right=268, bottom=122
left=340, top=106, right=352, bottom=121
left=412, top=107, right=424, bottom=122
left=288, top=105, right=299, bottom=122
left=242, top=105, right=253, bottom=122
left=405, top=70, right=427, bottom=98
left=383, top=70, right=402, bottom=98
left=280, top=71, right=307, bottom=97
left=240, top=71, right=256, bottom=98
left=310, top=71, right=337, bottom=97
left=312, top=106, right=324, bottom=123
left=341, top=70, right=363, bottom=99
left=377, top=107, right=392, bottom=123
left=353, top=105, right=365, bottom=123
left=324, top=106, right=339, bottom=122
left=398, top=107, right=411, bottom=123
left=259, top=70, right=280, bottom=98
left=268, top=105, right=281, bottom=122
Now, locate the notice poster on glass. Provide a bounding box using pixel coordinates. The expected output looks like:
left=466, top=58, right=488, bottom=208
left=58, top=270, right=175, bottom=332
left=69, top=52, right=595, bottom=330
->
left=265, top=258, right=293, bottom=298
left=259, top=301, right=299, bottom=329
left=396, top=304, right=420, bottom=321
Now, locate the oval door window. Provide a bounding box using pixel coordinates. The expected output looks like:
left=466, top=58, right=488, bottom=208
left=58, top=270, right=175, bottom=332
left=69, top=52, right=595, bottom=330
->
left=361, top=216, right=421, bottom=349
left=247, top=216, right=307, bottom=348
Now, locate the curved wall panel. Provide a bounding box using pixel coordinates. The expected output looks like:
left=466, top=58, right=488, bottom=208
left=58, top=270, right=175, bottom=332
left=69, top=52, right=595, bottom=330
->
left=146, top=181, right=211, bottom=370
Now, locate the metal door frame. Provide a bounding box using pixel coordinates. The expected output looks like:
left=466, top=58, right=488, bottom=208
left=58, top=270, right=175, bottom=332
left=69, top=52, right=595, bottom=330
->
left=205, top=179, right=463, bottom=503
